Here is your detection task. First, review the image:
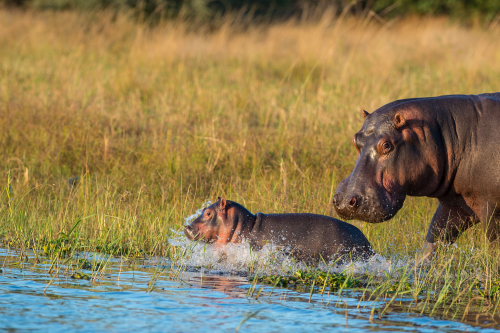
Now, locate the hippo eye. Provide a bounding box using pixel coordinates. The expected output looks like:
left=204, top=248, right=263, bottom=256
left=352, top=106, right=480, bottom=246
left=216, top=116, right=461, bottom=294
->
left=382, top=141, right=392, bottom=154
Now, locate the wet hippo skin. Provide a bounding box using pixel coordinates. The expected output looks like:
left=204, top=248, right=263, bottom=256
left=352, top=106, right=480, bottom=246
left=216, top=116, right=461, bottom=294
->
left=185, top=198, right=374, bottom=263
left=332, top=92, right=500, bottom=258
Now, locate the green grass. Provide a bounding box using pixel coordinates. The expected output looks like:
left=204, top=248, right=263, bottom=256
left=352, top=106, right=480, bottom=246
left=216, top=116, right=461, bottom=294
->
left=2, top=8, right=500, bottom=325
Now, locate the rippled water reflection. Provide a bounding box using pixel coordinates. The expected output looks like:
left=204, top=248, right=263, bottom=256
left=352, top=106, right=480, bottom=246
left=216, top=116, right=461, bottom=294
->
left=0, top=248, right=497, bottom=332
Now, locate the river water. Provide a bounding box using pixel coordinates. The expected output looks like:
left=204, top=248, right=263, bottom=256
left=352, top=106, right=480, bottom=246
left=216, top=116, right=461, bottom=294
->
left=0, top=247, right=498, bottom=333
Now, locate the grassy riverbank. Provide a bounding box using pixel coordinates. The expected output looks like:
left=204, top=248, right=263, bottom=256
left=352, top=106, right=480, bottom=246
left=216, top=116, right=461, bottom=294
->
left=1, top=8, right=500, bottom=324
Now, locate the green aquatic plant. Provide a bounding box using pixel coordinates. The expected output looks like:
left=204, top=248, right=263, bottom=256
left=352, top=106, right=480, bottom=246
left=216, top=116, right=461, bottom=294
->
left=71, top=271, right=91, bottom=280
left=251, top=270, right=362, bottom=291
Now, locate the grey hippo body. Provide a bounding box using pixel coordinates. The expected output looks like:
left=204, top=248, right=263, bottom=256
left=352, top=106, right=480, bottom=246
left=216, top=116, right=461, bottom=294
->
left=332, top=92, right=500, bottom=257
left=185, top=198, right=374, bottom=263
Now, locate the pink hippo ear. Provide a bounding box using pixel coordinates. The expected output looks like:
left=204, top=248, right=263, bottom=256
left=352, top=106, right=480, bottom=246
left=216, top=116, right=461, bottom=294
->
left=394, top=113, right=406, bottom=129
left=361, top=108, right=370, bottom=119
left=217, top=197, right=227, bottom=211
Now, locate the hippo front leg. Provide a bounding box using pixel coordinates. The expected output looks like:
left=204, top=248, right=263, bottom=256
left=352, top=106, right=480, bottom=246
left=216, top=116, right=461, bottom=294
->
left=422, top=203, right=478, bottom=260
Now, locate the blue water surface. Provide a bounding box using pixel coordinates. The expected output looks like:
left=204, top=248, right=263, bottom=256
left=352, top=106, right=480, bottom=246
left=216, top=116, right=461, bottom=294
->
left=0, top=248, right=497, bottom=333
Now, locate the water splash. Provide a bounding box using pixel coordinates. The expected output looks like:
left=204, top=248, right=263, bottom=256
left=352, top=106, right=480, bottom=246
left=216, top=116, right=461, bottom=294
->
left=169, top=226, right=301, bottom=275
left=333, top=254, right=408, bottom=276
left=183, top=200, right=212, bottom=226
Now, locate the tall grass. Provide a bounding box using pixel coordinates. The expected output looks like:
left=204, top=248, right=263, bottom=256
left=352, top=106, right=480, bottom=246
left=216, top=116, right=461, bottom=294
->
left=3, top=10, right=500, bottom=252
left=2, top=8, right=500, bottom=254
left=2, top=8, right=500, bottom=253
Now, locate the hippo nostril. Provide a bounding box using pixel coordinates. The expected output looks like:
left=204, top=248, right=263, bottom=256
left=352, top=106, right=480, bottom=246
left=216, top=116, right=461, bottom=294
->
left=349, top=197, right=357, bottom=207
left=332, top=197, right=336, bottom=204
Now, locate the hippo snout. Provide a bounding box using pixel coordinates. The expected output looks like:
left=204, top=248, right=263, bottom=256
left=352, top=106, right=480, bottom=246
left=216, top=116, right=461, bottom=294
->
left=333, top=186, right=405, bottom=223
left=332, top=176, right=360, bottom=217
left=333, top=193, right=362, bottom=218
left=184, top=225, right=197, bottom=241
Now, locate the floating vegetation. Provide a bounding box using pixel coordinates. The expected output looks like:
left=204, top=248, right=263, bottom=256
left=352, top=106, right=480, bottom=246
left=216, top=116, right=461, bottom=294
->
left=76, top=258, right=105, bottom=271
left=70, top=271, right=91, bottom=280
left=251, top=270, right=362, bottom=291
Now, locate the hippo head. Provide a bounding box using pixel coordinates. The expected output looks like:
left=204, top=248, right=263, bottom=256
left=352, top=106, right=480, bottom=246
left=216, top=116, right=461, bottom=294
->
left=184, top=198, right=229, bottom=243
left=333, top=106, right=443, bottom=223
left=184, top=197, right=247, bottom=243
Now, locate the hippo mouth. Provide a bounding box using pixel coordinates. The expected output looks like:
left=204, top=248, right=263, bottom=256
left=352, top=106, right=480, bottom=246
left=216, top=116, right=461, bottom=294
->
left=333, top=175, right=405, bottom=223
left=377, top=173, right=406, bottom=221
left=366, top=191, right=405, bottom=222
left=184, top=226, right=199, bottom=241
left=335, top=199, right=398, bottom=223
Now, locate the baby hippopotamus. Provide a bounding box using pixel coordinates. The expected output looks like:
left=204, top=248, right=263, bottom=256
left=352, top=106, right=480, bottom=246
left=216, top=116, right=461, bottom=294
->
left=184, top=197, right=374, bottom=263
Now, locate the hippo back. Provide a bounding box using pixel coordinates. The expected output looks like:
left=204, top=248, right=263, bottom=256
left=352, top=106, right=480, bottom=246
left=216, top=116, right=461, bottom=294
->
left=250, top=213, right=374, bottom=262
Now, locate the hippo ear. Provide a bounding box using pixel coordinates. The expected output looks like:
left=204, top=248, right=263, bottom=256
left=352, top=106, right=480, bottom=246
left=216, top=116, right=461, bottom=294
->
left=394, top=113, right=406, bottom=129
left=218, top=197, right=227, bottom=211
left=361, top=108, right=370, bottom=119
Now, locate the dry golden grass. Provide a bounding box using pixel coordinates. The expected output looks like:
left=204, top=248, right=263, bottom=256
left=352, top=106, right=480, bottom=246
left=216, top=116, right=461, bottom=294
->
left=1, top=8, right=500, bottom=259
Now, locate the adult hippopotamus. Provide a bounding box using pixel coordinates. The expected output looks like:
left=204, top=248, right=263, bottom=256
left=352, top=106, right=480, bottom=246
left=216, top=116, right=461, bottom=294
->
left=332, top=92, right=500, bottom=258
left=184, top=197, right=374, bottom=263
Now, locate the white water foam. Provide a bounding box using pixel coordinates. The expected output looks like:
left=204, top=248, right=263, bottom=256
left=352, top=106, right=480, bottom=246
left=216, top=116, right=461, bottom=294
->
left=169, top=202, right=410, bottom=277
left=183, top=200, right=213, bottom=226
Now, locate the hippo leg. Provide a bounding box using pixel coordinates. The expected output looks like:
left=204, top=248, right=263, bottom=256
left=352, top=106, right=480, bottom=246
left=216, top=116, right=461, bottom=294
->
left=423, top=203, right=479, bottom=260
